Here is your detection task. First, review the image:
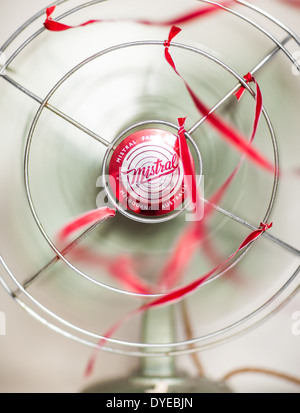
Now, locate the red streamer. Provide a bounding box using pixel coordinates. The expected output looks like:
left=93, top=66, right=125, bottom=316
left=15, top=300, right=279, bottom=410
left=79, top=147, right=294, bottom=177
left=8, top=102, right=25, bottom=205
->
left=142, top=223, right=273, bottom=309
left=235, top=72, right=253, bottom=101
left=84, top=25, right=273, bottom=374
left=153, top=0, right=235, bottom=25
left=235, top=72, right=263, bottom=142
left=164, top=26, right=274, bottom=173
left=201, top=71, right=265, bottom=224
left=161, top=71, right=264, bottom=289
left=159, top=97, right=262, bottom=290
left=156, top=117, right=205, bottom=290
left=158, top=223, right=201, bottom=291
left=85, top=221, right=273, bottom=376
left=56, top=207, right=152, bottom=294
left=44, top=5, right=105, bottom=31
left=70, top=246, right=151, bottom=294
left=44, top=2, right=236, bottom=32
left=56, top=207, right=115, bottom=243
left=108, top=256, right=151, bottom=294
left=177, top=117, right=203, bottom=221
left=47, top=13, right=275, bottom=374
left=157, top=160, right=248, bottom=292
left=279, top=0, right=300, bottom=7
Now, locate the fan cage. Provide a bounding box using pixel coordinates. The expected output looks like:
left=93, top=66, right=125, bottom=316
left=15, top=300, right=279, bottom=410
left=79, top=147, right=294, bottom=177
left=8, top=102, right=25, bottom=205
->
left=0, top=0, right=299, bottom=357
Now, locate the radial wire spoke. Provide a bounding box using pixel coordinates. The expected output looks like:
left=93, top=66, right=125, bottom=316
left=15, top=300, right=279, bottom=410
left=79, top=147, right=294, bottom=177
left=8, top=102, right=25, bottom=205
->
left=1, top=74, right=110, bottom=147
left=200, top=0, right=299, bottom=70
left=188, top=34, right=292, bottom=135
left=0, top=0, right=68, bottom=52
left=14, top=192, right=300, bottom=297
left=235, top=0, right=300, bottom=46
left=9, top=36, right=298, bottom=294
left=1, top=23, right=297, bottom=296
left=204, top=198, right=300, bottom=257
left=0, top=0, right=108, bottom=66
left=12, top=213, right=113, bottom=295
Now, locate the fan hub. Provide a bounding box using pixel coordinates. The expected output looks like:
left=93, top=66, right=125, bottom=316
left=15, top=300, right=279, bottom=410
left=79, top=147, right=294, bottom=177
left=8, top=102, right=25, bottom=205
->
left=109, top=129, right=187, bottom=216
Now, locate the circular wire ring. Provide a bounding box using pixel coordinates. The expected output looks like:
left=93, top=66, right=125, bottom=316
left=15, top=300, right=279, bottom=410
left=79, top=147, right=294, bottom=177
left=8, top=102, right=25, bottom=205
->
left=3, top=0, right=299, bottom=354
left=101, top=119, right=203, bottom=224
left=23, top=40, right=279, bottom=299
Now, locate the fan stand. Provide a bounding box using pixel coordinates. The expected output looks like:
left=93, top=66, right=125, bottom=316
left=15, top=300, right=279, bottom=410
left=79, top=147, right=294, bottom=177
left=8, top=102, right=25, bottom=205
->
left=81, top=306, right=232, bottom=393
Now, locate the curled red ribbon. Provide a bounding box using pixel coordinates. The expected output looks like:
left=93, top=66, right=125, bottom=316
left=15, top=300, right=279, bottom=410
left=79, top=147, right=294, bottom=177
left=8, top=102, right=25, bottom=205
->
left=47, top=13, right=276, bottom=375
left=156, top=118, right=204, bottom=290
left=156, top=0, right=235, bottom=25
left=73, top=247, right=151, bottom=295
left=204, top=72, right=263, bottom=211
left=235, top=72, right=263, bottom=143
left=235, top=72, right=254, bottom=101
left=142, top=222, right=273, bottom=309
left=44, top=2, right=236, bottom=31
left=83, top=25, right=275, bottom=375
left=280, top=0, right=300, bottom=7
left=56, top=207, right=152, bottom=294
left=56, top=207, right=116, bottom=243
left=44, top=6, right=105, bottom=31
left=177, top=117, right=203, bottom=221
left=164, top=26, right=274, bottom=173
left=84, top=220, right=273, bottom=376
left=157, top=223, right=202, bottom=291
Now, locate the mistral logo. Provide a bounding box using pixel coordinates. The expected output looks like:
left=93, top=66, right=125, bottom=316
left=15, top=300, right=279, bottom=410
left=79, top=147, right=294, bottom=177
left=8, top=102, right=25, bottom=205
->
left=0, top=311, right=6, bottom=336
left=96, top=129, right=205, bottom=222
left=291, top=311, right=300, bottom=336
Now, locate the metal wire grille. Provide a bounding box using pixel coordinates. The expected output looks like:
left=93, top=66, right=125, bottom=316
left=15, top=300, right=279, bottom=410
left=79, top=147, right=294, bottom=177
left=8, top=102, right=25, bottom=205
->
left=0, top=0, right=299, bottom=357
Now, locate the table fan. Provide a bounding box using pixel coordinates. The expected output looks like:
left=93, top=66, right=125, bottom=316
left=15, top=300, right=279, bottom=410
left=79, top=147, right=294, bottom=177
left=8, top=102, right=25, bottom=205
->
left=0, top=0, right=300, bottom=393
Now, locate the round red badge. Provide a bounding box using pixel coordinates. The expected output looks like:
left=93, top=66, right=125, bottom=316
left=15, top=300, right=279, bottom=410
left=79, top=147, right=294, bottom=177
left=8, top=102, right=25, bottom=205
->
left=108, top=129, right=187, bottom=216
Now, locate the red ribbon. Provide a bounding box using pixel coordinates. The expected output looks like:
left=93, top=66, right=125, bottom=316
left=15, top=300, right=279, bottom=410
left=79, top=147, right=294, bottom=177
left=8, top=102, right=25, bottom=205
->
left=84, top=220, right=273, bottom=376
left=177, top=117, right=203, bottom=220
left=71, top=246, right=151, bottom=294
left=56, top=207, right=152, bottom=294
left=203, top=72, right=264, bottom=215
left=56, top=207, right=116, bottom=242
left=44, top=6, right=105, bottom=31
left=142, top=222, right=272, bottom=309
left=235, top=72, right=254, bottom=101
left=155, top=0, right=235, bottom=25
left=164, top=26, right=274, bottom=173
left=83, top=26, right=275, bottom=375
left=235, top=72, right=263, bottom=142
left=157, top=223, right=202, bottom=291
left=46, top=13, right=275, bottom=374
left=164, top=27, right=269, bottom=240
left=159, top=89, right=263, bottom=290
left=280, top=0, right=300, bottom=7
left=164, top=25, right=182, bottom=74
left=44, top=2, right=236, bottom=32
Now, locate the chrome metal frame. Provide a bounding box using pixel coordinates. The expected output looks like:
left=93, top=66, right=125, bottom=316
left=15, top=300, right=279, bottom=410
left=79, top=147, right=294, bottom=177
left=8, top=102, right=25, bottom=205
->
left=0, top=0, right=299, bottom=356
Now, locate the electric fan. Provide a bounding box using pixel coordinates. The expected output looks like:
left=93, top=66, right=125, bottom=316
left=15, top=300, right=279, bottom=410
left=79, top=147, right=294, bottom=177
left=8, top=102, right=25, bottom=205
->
left=0, top=0, right=300, bottom=393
